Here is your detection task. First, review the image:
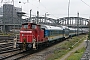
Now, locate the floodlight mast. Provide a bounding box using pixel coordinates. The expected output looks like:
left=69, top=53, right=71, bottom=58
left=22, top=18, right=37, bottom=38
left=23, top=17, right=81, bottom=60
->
left=68, top=0, right=70, bottom=26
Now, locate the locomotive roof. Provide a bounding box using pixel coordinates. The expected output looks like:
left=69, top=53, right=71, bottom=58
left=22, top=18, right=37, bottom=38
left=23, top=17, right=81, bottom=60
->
left=22, top=23, right=41, bottom=25
left=22, top=23, right=37, bottom=25
left=41, top=25, right=63, bottom=30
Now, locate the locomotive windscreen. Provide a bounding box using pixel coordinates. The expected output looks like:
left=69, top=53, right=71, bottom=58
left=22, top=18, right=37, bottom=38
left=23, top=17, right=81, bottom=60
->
left=24, top=25, right=28, bottom=28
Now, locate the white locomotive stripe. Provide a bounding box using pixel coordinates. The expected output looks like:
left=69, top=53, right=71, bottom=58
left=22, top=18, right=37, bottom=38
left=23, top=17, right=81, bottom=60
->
left=20, top=31, right=32, bottom=33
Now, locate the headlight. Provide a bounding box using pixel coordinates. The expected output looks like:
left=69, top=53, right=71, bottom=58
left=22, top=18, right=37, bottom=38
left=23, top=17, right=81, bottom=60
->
left=28, top=44, right=32, bottom=48
left=16, top=44, right=19, bottom=48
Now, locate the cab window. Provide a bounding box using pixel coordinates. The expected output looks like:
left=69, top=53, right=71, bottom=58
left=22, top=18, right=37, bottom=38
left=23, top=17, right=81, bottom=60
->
left=32, top=25, right=36, bottom=29
left=24, top=25, right=28, bottom=29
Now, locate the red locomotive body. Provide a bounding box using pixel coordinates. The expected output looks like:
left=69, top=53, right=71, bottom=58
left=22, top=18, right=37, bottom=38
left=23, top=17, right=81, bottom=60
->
left=18, top=23, right=48, bottom=50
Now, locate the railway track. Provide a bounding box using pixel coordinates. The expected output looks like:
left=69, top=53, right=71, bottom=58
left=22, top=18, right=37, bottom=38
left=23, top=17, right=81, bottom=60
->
left=0, top=35, right=14, bottom=51
left=0, top=50, right=24, bottom=60
left=0, top=50, right=35, bottom=60
left=0, top=48, right=20, bottom=54
left=0, top=43, right=14, bottom=51
left=0, top=35, right=31, bottom=60
left=0, top=42, right=21, bottom=54
left=0, top=36, right=14, bottom=43
left=0, top=36, right=19, bottom=54
left=0, top=43, right=13, bottom=47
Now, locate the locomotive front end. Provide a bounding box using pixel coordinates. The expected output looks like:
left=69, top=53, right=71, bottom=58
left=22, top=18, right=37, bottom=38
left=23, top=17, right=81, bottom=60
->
left=17, top=23, right=48, bottom=50
left=20, top=30, right=34, bottom=50
left=17, top=23, right=37, bottom=50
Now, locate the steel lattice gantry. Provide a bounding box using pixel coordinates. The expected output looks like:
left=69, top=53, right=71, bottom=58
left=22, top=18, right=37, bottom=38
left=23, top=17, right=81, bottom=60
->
left=57, top=17, right=90, bottom=28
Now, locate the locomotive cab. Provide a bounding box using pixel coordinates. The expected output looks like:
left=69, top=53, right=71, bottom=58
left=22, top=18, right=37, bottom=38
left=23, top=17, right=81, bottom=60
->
left=17, top=23, right=48, bottom=50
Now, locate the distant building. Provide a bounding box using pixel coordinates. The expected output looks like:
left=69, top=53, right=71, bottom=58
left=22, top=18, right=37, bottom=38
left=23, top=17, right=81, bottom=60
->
left=3, top=4, right=22, bottom=24
left=0, top=15, right=3, bottom=32
left=0, top=6, right=3, bottom=15
left=0, top=4, right=23, bottom=32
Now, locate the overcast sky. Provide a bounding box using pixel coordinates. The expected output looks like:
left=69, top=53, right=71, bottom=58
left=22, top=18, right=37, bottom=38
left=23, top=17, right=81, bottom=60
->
left=1, top=0, right=90, bottom=19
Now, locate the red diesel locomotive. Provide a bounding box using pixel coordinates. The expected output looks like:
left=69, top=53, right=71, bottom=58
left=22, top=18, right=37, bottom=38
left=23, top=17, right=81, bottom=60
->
left=18, top=23, right=48, bottom=50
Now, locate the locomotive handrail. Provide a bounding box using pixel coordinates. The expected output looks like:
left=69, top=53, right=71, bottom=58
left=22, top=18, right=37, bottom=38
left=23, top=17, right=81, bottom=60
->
left=36, top=35, right=39, bottom=48
left=15, top=34, right=20, bottom=42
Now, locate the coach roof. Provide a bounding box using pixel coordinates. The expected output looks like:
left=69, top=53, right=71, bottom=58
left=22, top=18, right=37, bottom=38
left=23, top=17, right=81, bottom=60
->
left=41, top=25, right=63, bottom=30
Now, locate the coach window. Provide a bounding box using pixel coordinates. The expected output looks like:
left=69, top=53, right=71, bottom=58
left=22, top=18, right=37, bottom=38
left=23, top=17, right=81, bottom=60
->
left=57, top=30, right=59, bottom=34
left=51, top=30, right=52, bottom=36
left=60, top=30, right=61, bottom=34
left=57, top=30, right=58, bottom=34
left=51, top=30, right=52, bottom=35
left=53, top=31, right=54, bottom=35
left=59, top=30, right=60, bottom=34
left=56, top=30, right=57, bottom=33
left=51, top=30, right=53, bottom=36
left=49, top=30, right=51, bottom=36
left=50, top=30, right=51, bottom=35
left=53, top=30, right=54, bottom=35
left=58, top=31, right=59, bottom=34
left=52, top=30, right=55, bottom=36
left=60, top=30, right=62, bottom=34
left=54, top=30, right=56, bottom=35
left=55, top=31, right=56, bottom=35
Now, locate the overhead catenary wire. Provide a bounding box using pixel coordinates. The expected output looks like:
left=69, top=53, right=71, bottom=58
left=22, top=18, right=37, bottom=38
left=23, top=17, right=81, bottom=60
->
left=34, top=0, right=59, bottom=18
left=1, top=0, right=3, bottom=3
left=80, top=0, right=90, bottom=19
left=24, top=0, right=90, bottom=18
left=81, top=0, right=90, bottom=8
left=20, top=0, right=59, bottom=18
left=18, top=0, right=44, bottom=17
left=40, top=3, right=59, bottom=18
left=20, top=0, right=90, bottom=18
